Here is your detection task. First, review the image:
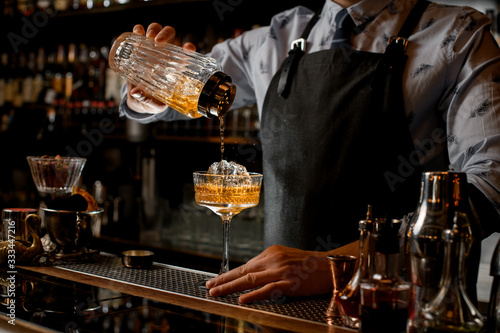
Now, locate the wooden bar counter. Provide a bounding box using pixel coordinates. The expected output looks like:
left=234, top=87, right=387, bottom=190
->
left=1, top=252, right=355, bottom=333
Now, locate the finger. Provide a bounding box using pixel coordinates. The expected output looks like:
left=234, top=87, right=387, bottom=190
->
left=208, top=268, right=286, bottom=297
left=206, top=260, right=257, bottom=289
left=126, top=80, right=136, bottom=92
left=146, top=22, right=164, bottom=38
left=130, top=87, right=147, bottom=102
left=130, top=87, right=165, bottom=107
left=238, top=281, right=294, bottom=304
left=206, top=248, right=277, bottom=289
left=132, top=24, right=145, bottom=35
left=156, top=26, right=176, bottom=44
left=182, top=42, right=196, bottom=52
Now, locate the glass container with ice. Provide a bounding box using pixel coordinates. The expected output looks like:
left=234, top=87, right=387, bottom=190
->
left=193, top=161, right=262, bottom=275
left=109, top=32, right=236, bottom=119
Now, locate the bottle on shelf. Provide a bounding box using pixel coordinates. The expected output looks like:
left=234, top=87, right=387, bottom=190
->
left=33, top=47, right=46, bottom=104
left=40, top=48, right=57, bottom=105
left=51, top=44, right=66, bottom=101
left=5, top=52, right=23, bottom=110
left=53, top=0, right=69, bottom=11
left=65, top=43, right=76, bottom=101
left=35, top=0, right=54, bottom=15
left=0, top=53, right=10, bottom=109
left=17, top=0, right=35, bottom=17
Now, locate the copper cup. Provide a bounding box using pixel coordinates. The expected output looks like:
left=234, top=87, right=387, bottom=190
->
left=326, top=254, right=357, bottom=318
left=0, top=208, right=43, bottom=265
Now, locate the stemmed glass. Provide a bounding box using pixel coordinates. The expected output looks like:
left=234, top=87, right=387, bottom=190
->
left=193, top=171, right=263, bottom=275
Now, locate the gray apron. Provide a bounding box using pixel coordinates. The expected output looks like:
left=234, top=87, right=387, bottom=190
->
left=260, top=1, right=430, bottom=251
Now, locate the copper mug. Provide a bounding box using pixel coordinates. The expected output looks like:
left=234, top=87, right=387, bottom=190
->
left=42, top=208, right=103, bottom=254
left=0, top=208, right=43, bottom=265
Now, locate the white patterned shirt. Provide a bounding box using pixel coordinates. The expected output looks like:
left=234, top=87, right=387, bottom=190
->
left=120, top=0, right=500, bottom=235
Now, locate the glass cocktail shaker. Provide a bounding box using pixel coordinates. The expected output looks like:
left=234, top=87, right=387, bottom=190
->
left=406, top=171, right=477, bottom=332
left=109, top=32, right=236, bottom=118
left=420, top=212, right=484, bottom=333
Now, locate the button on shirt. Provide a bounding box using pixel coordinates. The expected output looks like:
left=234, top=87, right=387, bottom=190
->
left=120, top=0, right=500, bottom=233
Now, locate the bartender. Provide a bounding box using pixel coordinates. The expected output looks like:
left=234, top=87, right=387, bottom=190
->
left=120, top=0, right=500, bottom=304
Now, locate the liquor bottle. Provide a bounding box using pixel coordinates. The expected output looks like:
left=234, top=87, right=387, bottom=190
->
left=3, top=0, right=17, bottom=17
left=53, top=0, right=69, bottom=11
left=73, top=43, right=89, bottom=96
left=406, top=171, right=478, bottom=333
left=420, top=212, right=484, bottom=332
left=32, top=47, right=45, bottom=104
left=52, top=44, right=65, bottom=97
left=0, top=53, right=8, bottom=109
left=17, top=0, right=35, bottom=17
left=25, top=51, right=38, bottom=104
left=3, top=53, right=15, bottom=110
left=35, top=0, right=54, bottom=15
left=71, top=0, right=80, bottom=10
left=360, top=219, right=411, bottom=333
left=11, top=53, right=24, bottom=109
left=41, top=49, right=57, bottom=105
left=19, top=51, right=34, bottom=106
left=336, top=205, right=374, bottom=329
left=108, top=32, right=236, bottom=119
left=65, top=43, right=76, bottom=101
left=79, top=0, right=89, bottom=10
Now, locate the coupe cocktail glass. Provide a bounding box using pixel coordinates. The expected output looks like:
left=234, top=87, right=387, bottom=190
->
left=193, top=171, right=262, bottom=274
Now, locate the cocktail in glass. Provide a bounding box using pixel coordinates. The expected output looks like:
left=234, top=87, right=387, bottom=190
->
left=193, top=171, right=262, bottom=274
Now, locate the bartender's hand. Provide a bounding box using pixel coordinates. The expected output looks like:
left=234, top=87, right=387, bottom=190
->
left=125, top=23, right=196, bottom=114
left=206, top=244, right=354, bottom=304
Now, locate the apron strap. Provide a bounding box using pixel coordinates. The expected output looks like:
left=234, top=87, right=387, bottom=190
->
left=277, top=10, right=321, bottom=98
left=385, top=0, right=431, bottom=56
left=397, top=0, right=431, bottom=38
left=370, top=0, right=431, bottom=91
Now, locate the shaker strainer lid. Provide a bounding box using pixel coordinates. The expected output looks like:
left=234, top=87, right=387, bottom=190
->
left=198, top=72, right=236, bottom=118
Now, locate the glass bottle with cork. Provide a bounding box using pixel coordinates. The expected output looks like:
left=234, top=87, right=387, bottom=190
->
left=359, top=218, right=411, bottom=333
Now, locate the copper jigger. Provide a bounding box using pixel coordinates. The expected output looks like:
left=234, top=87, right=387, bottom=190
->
left=325, top=254, right=357, bottom=319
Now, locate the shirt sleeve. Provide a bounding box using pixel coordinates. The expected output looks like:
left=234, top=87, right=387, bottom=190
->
left=209, top=27, right=269, bottom=109
left=444, top=8, right=500, bottom=237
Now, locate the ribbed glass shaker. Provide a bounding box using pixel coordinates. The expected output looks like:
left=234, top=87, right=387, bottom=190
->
left=109, top=32, right=236, bottom=118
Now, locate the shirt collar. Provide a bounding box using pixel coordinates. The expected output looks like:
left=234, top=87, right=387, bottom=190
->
left=322, top=0, right=394, bottom=27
